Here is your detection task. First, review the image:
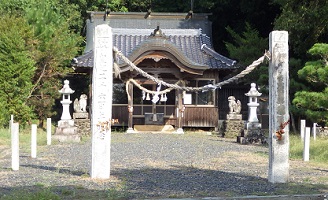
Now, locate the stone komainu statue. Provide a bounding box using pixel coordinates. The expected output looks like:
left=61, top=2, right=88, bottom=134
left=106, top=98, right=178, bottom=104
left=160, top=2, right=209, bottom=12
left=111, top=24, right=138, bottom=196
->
left=74, top=94, right=88, bottom=113
left=228, top=96, right=241, bottom=114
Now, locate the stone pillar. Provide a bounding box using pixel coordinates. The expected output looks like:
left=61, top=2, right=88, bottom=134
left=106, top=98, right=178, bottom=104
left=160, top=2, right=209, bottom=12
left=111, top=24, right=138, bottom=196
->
left=47, top=118, right=51, bottom=145
left=11, top=123, right=19, bottom=171
left=126, top=82, right=135, bottom=133
left=91, top=24, right=113, bottom=179
left=31, top=124, right=37, bottom=158
left=9, top=115, right=13, bottom=132
left=268, top=31, right=289, bottom=183
left=313, top=123, right=317, bottom=140
left=303, top=127, right=310, bottom=161
left=300, top=119, right=305, bottom=141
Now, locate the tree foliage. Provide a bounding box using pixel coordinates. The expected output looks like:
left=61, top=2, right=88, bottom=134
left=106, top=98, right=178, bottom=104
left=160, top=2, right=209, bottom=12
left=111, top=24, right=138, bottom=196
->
left=273, top=0, right=328, bottom=57
left=0, top=15, right=36, bottom=126
left=225, top=23, right=268, bottom=91
left=24, top=0, right=83, bottom=127
left=293, top=43, right=328, bottom=126
left=0, top=0, right=82, bottom=127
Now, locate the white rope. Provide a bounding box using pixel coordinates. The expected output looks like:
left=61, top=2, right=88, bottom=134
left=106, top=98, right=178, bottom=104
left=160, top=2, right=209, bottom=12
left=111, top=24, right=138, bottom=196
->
left=126, top=78, right=181, bottom=95
left=114, top=46, right=270, bottom=92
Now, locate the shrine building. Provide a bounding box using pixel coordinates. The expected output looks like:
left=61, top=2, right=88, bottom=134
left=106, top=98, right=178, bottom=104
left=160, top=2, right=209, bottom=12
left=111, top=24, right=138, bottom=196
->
left=72, top=11, right=241, bottom=132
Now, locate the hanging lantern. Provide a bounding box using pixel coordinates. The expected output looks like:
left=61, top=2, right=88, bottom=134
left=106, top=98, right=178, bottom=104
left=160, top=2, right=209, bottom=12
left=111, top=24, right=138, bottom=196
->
left=146, top=92, right=150, bottom=100
left=142, top=91, right=146, bottom=100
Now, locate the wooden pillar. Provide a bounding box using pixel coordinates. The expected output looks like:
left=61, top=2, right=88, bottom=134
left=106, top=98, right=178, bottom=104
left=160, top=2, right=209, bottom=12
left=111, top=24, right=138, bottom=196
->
left=175, top=85, right=184, bottom=134
left=268, top=31, right=289, bottom=183
left=126, top=82, right=135, bottom=133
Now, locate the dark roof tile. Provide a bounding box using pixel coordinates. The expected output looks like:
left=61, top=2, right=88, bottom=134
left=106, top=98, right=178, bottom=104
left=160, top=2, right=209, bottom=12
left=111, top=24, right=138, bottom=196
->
left=73, top=28, right=237, bottom=70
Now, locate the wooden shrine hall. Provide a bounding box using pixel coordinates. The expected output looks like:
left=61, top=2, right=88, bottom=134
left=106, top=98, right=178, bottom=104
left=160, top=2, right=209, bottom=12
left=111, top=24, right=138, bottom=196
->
left=72, top=11, right=239, bottom=132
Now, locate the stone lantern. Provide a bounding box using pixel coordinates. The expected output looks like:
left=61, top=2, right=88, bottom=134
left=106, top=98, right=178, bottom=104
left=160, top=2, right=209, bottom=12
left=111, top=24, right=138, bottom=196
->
left=245, top=83, right=262, bottom=130
left=59, top=80, right=75, bottom=123
left=54, top=80, right=80, bottom=142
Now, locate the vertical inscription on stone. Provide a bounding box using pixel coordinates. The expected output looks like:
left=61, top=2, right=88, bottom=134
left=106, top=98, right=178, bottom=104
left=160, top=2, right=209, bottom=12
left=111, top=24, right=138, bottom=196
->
left=91, top=24, right=113, bottom=179
left=268, top=31, right=289, bottom=183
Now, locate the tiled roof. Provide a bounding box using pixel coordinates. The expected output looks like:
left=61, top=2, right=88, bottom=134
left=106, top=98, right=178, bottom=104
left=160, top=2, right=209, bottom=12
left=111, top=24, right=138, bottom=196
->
left=72, top=28, right=237, bottom=70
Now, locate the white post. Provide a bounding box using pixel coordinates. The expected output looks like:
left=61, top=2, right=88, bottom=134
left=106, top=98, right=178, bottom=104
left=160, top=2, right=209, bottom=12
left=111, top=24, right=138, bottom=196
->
left=9, top=115, right=14, bottom=131
left=31, top=124, right=37, bottom=158
left=312, top=123, right=316, bottom=141
left=11, top=123, right=19, bottom=171
left=300, top=119, right=305, bottom=141
left=268, top=31, right=289, bottom=183
left=47, top=118, right=52, bottom=145
left=303, top=127, right=310, bottom=161
left=91, top=24, right=113, bottom=179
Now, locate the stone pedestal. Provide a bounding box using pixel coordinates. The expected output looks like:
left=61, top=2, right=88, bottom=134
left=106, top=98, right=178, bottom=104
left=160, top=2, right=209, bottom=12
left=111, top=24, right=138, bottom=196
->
left=224, top=114, right=244, bottom=138
left=73, top=112, right=89, bottom=119
left=74, top=119, right=91, bottom=136
left=54, top=120, right=80, bottom=142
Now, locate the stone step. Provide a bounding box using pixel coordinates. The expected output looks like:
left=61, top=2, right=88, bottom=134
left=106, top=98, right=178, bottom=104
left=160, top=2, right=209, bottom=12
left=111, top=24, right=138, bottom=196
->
left=134, top=125, right=175, bottom=133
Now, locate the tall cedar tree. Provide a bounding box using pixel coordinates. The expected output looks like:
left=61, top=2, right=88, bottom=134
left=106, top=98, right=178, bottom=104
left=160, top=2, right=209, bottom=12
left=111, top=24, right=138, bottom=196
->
left=225, top=23, right=268, bottom=92
left=0, top=15, right=36, bottom=126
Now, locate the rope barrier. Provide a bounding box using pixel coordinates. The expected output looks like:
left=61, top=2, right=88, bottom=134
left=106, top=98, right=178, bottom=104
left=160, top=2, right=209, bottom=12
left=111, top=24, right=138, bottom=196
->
left=113, top=46, right=271, bottom=92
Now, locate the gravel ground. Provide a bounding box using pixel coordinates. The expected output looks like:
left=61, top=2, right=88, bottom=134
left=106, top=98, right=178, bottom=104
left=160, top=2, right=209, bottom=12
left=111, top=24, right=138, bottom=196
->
left=0, top=132, right=327, bottom=199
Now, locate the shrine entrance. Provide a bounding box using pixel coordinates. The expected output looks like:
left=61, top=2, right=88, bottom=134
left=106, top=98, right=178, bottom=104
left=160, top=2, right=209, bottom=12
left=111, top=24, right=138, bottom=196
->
left=122, top=55, right=191, bottom=133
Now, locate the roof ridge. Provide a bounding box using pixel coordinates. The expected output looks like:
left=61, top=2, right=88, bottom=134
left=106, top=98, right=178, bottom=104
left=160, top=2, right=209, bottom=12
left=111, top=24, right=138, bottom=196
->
left=112, top=28, right=202, bottom=36
left=201, top=44, right=236, bottom=66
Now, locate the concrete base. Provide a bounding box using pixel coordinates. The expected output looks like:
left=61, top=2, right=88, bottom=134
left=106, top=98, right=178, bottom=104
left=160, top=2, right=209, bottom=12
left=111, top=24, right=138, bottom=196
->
left=133, top=125, right=175, bottom=133
left=173, top=128, right=184, bottom=134
left=58, top=119, right=74, bottom=127
left=54, top=125, right=80, bottom=142
left=53, top=134, right=81, bottom=143
left=73, top=112, right=89, bottom=119
left=126, top=127, right=136, bottom=134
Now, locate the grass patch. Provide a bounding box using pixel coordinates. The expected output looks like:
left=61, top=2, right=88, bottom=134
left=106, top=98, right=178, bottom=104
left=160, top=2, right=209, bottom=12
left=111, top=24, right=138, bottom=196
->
left=0, top=188, right=60, bottom=200
left=274, top=182, right=328, bottom=195
left=0, top=127, right=49, bottom=153
left=289, top=134, right=328, bottom=164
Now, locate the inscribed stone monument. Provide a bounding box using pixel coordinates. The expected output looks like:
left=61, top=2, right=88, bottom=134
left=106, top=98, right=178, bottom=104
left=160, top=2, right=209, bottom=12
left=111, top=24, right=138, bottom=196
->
left=268, top=31, right=289, bottom=183
left=91, top=24, right=113, bottom=179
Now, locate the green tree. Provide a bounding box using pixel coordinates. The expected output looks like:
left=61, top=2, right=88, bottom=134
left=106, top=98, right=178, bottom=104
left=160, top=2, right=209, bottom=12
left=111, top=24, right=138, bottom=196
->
left=0, top=0, right=83, bottom=127
left=211, top=0, right=280, bottom=54
left=24, top=0, right=83, bottom=127
left=225, top=23, right=268, bottom=91
left=273, top=0, right=328, bottom=57
left=0, top=15, right=36, bottom=126
left=293, top=43, right=328, bottom=126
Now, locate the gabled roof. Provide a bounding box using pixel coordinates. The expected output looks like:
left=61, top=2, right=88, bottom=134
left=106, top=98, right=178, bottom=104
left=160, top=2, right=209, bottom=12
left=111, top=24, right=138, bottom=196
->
left=72, top=12, right=237, bottom=71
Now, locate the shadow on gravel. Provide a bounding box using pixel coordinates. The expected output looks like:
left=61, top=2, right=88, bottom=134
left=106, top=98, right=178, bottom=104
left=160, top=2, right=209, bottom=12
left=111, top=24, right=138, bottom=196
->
left=21, top=164, right=87, bottom=176
left=0, top=165, right=327, bottom=199
left=1, top=165, right=327, bottom=199
left=111, top=166, right=328, bottom=198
